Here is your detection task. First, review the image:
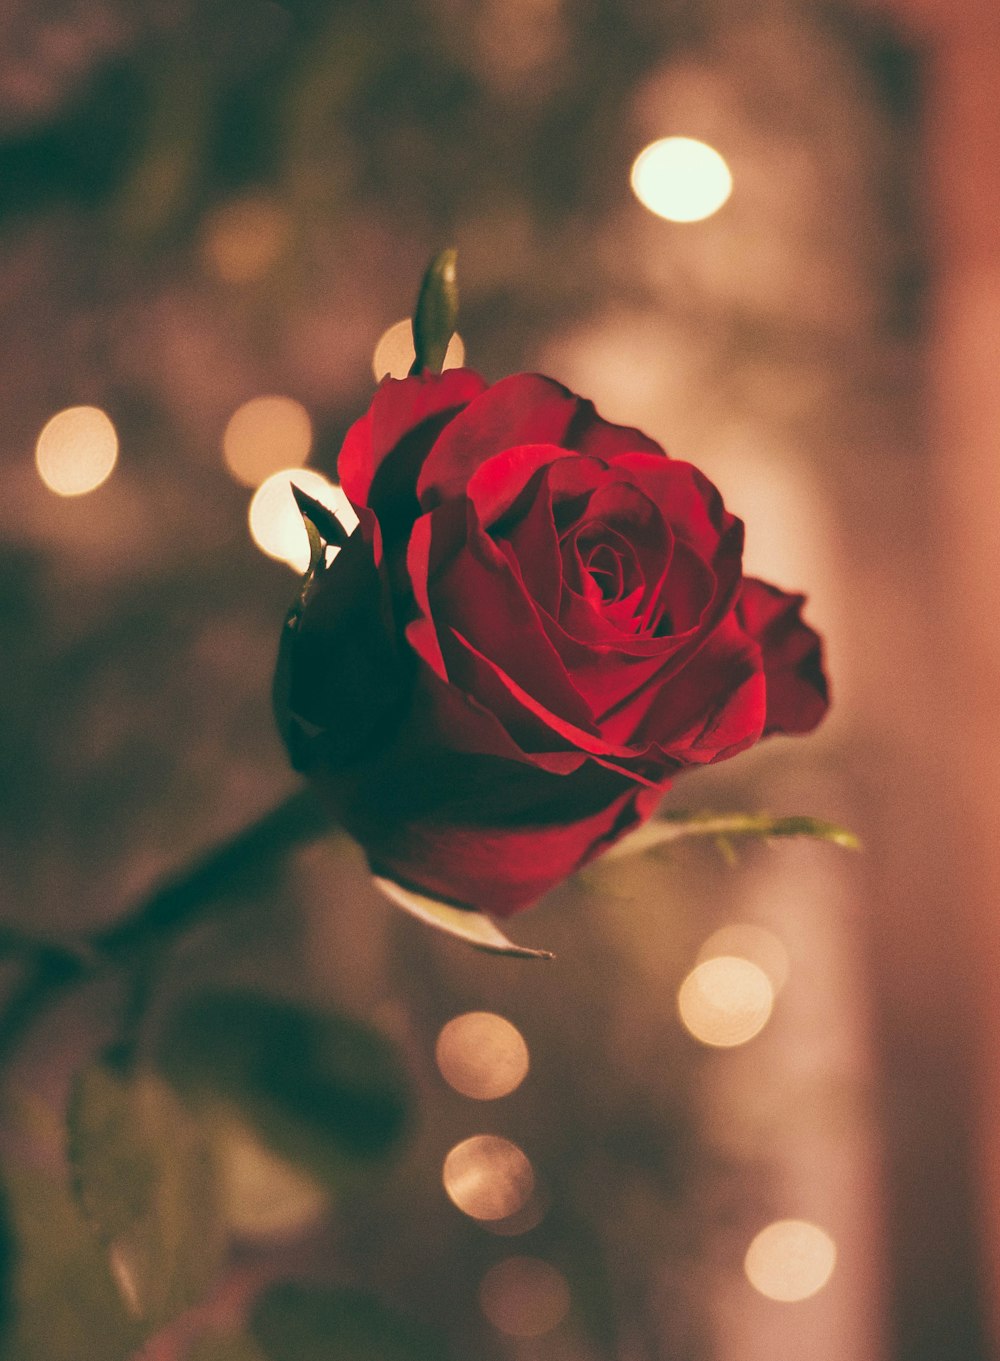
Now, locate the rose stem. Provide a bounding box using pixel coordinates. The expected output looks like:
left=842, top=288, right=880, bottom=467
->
left=0, top=785, right=334, bottom=1069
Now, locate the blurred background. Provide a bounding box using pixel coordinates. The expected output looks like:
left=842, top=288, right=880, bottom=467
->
left=2, top=0, right=997, bottom=1358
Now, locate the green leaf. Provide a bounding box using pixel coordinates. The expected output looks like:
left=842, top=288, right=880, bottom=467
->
left=374, top=876, right=553, bottom=959
left=409, top=248, right=458, bottom=375
left=4, top=1167, right=144, bottom=1361
left=251, top=1282, right=447, bottom=1361
left=602, top=810, right=860, bottom=862
left=67, top=1060, right=226, bottom=1329
left=157, top=991, right=410, bottom=1189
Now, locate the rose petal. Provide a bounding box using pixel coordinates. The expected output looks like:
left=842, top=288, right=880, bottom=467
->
left=417, top=502, right=601, bottom=733
left=647, top=539, right=715, bottom=635
left=736, top=578, right=829, bottom=734
left=496, top=474, right=562, bottom=614
left=403, top=661, right=588, bottom=776
left=361, top=777, right=662, bottom=917
left=467, top=442, right=589, bottom=528
left=338, top=368, right=487, bottom=514
left=444, top=628, right=661, bottom=774
left=611, top=455, right=738, bottom=566
left=418, top=374, right=666, bottom=512
left=625, top=615, right=768, bottom=764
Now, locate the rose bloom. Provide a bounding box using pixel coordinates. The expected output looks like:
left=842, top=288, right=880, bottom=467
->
left=275, top=370, right=828, bottom=917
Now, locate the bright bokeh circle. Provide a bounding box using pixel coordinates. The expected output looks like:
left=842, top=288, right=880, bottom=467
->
left=677, top=955, right=774, bottom=1047
left=35, top=405, right=118, bottom=497
left=442, top=1135, right=535, bottom=1221
left=630, top=136, right=733, bottom=222
left=696, top=924, right=790, bottom=993
left=744, top=1219, right=837, bottom=1302
left=223, top=395, right=313, bottom=488
left=479, top=1256, right=571, bottom=1337
left=435, top=1012, right=530, bottom=1100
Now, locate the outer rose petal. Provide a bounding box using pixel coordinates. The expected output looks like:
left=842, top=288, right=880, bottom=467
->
left=736, top=578, right=829, bottom=735
left=615, top=613, right=767, bottom=765
left=326, top=751, right=664, bottom=916
left=365, top=792, right=644, bottom=916
left=338, top=369, right=487, bottom=514
left=418, top=374, right=666, bottom=510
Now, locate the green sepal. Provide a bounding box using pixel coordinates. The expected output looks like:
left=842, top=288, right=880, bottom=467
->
left=409, top=248, right=458, bottom=376
left=291, top=484, right=350, bottom=551
left=273, top=486, right=343, bottom=727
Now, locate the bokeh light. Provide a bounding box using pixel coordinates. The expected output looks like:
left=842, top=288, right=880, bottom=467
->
left=744, top=1219, right=837, bottom=1302
left=696, top=924, right=790, bottom=993
left=479, top=1256, right=571, bottom=1338
left=480, top=1189, right=549, bottom=1237
left=372, top=318, right=466, bottom=380
left=443, top=1135, right=535, bottom=1221
left=248, top=468, right=359, bottom=572
left=630, top=136, right=732, bottom=222
left=35, top=405, right=118, bottom=497
left=223, top=395, right=313, bottom=488
left=436, top=1012, right=530, bottom=1100
left=677, top=955, right=774, bottom=1047
left=202, top=195, right=290, bottom=284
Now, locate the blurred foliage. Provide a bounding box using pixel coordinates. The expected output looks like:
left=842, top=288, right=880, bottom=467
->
left=68, top=1059, right=225, bottom=1330
left=157, top=990, right=410, bottom=1187
left=3, top=1167, right=145, bottom=1361
left=251, top=1282, right=448, bottom=1361
left=0, top=1183, right=13, bottom=1354
left=190, top=1333, right=269, bottom=1361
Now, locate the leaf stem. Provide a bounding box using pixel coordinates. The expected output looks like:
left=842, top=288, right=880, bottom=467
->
left=602, top=810, right=860, bottom=862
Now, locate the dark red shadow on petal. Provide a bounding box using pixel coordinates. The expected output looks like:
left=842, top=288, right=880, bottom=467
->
left=736, top=577, right=830, bottom=735
left=357, top=766, right=665, bottom=917
left=338, top=369, right=487, bottom=512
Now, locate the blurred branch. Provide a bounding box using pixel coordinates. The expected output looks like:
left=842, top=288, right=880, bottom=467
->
left=0, top=786, right=333, bottom=1069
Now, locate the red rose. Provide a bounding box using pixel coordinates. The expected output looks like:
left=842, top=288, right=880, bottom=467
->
left=275, top=370, right=828, bottom=917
